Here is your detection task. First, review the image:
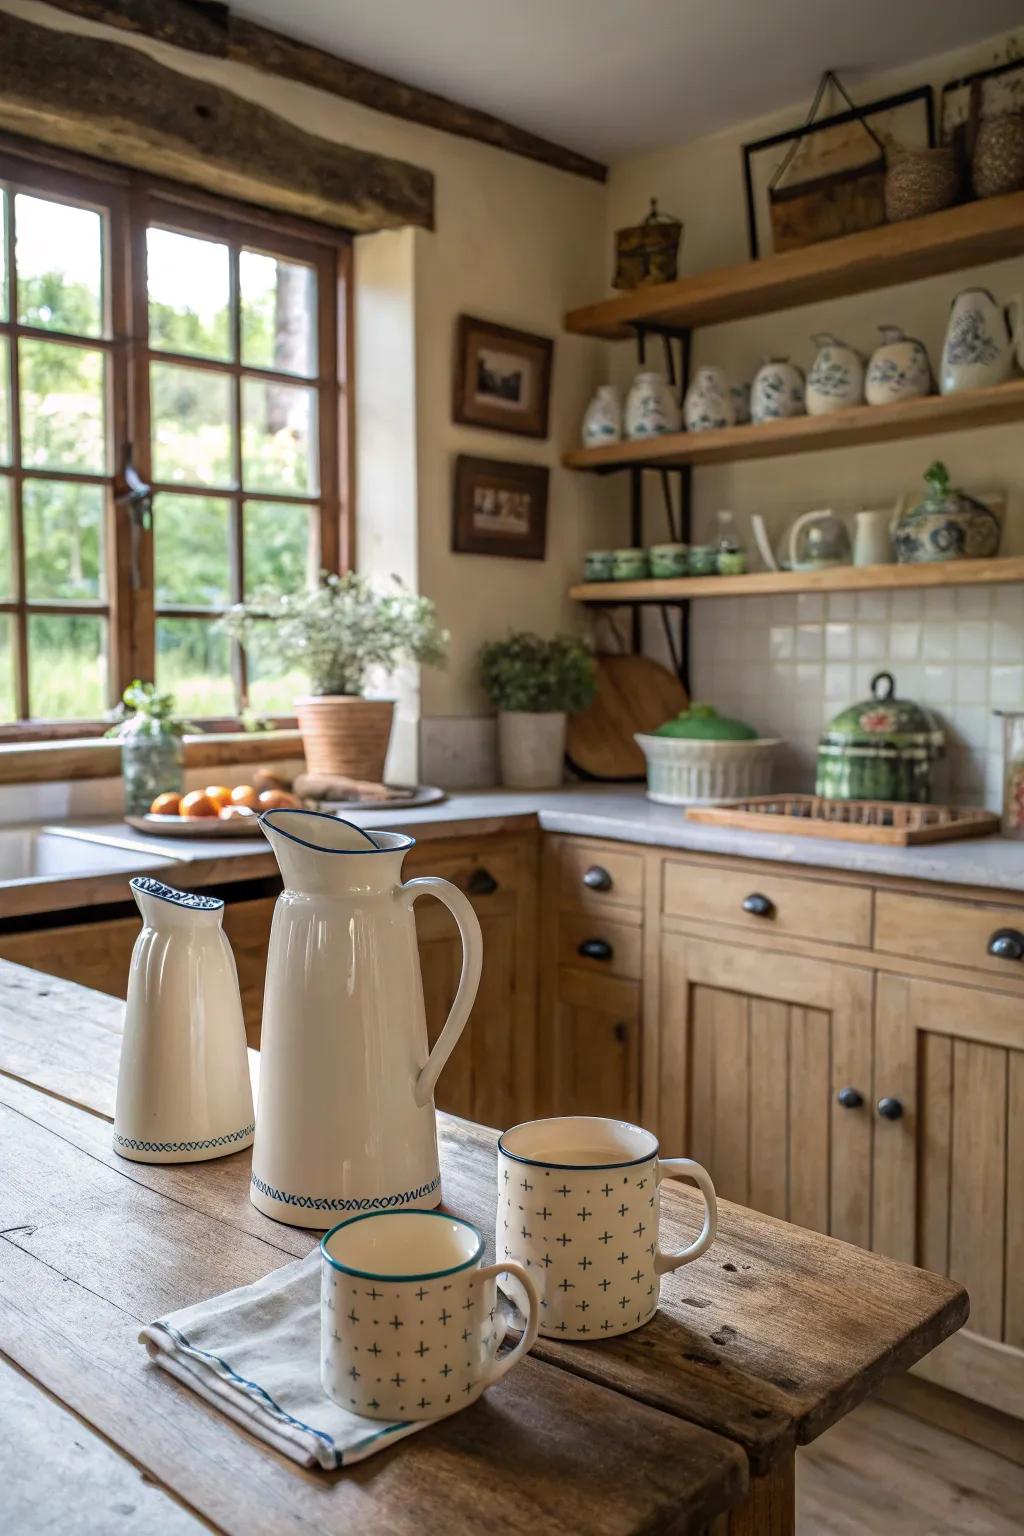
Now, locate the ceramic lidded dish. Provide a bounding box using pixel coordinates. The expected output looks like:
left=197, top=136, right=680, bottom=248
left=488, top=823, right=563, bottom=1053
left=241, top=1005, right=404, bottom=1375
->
left=893, top=461, right=1000, bottom=564
left=815, top=672, right=944, bottom=804
left=635, top=703, right=781, bottom=805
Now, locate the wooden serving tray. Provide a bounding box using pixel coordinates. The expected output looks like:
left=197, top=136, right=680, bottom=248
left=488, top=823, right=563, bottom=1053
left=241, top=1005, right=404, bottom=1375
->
left=685, top=794, right=1001, bottom=845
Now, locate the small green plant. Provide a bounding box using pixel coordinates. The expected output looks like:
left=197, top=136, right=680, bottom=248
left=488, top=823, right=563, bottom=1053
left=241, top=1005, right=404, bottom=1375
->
left=479, top=632, right=596, bottom=714
left=105, top=681, right=195, bottom=738
left=221, top=572, right=448, bottom=697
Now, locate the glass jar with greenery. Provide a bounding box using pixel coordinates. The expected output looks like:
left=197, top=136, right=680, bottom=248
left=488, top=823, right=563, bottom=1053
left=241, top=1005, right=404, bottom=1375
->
left=478, top=632, right=596, bottom=790
left=106, top=682, right=193, bottom=816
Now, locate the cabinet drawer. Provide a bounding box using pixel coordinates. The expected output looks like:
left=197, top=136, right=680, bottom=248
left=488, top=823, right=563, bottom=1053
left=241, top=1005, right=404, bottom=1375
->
left=876, top=891, right=1024, bottom=983
left=558, top=842, right=643, bottom=912
left=404, top=846, right=520, bottom=899
left=663, top=859, right=872, bottom=947
left=556, top=911, right=643, bottom=980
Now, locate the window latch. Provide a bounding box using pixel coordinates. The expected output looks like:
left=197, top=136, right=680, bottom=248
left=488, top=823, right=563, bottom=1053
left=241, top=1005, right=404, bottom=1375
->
left=116, top=445, right=152, bottom=589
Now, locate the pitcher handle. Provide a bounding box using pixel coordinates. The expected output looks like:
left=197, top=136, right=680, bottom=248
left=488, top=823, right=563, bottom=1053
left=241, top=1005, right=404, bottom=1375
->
left=401, top=876, right=483, bottom=1107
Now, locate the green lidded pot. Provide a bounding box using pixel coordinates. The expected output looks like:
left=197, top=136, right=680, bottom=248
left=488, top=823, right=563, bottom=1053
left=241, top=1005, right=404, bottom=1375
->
left=654, top=703, right=757, bottom=740
left=815, top=671, right=944, bottom=804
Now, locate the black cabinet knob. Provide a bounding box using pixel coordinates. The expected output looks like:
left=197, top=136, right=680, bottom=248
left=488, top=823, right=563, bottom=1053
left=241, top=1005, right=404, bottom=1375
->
left=877, top=1097, right=904, bottom=1121
left=466, top=867, right=498, bottom=896
left=583, top=865, right=612, bottom=892
left=987, top=928, right=1024, bottom=962
left=613, top=1022, right=628, bottom=1044
left=577, top=938, right=613, bottom=962
left=836, top=1087, right=864, bottom=1109
left=742, top=892, right=775, bottom=918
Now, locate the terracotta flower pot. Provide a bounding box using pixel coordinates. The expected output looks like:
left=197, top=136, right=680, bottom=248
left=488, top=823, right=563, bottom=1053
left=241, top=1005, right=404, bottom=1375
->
left=295, top=696, right=395, bottom=782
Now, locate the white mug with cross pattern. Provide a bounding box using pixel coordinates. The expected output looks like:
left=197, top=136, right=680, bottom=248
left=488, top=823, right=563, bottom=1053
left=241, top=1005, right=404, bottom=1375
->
left=321, top=1209, right=540, bottom=1421
left=495, top=1116, right=717, bottom=1340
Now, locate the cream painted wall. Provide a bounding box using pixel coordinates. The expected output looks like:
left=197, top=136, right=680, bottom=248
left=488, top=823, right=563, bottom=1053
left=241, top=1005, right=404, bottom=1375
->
left=3, top=0, right=618, bottom=734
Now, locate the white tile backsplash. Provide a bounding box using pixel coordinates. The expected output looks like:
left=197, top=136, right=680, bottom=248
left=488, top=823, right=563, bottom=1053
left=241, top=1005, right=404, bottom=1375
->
left=692, top=586, right=1024, bottom=809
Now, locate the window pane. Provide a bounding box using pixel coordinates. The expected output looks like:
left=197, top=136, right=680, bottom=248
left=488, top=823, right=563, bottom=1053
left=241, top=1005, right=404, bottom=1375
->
left=151, top=362, right=233, bottom=487
left=0, top=614, right=14, bottom=721
left=246, top=628, right=305, bottom=716
left=15, top=194, right=103, bottom=338
left=147, top=228, right=231, bottom=361
left=240, top=251, right=316, bottom=377
left=154, top=493, right=230, bottom=607
left=242, top=378, right=316, bottom=494
left=19, top=340, right=106, bottom=474
left=244, top=500, right=315, bottom=597
left=0, top=476, right=12, bottom=598
left=23, top=480, right=104, bottom=601
left=28, top=612, right=106, bottom=718
left=0, top=337, right=9, bottom=466
left=156, top=617, right=234, bottom=716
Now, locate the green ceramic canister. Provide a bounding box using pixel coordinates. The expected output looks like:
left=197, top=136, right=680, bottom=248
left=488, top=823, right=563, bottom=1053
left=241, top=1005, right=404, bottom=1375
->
left=815, top=671, right=944, bottom=803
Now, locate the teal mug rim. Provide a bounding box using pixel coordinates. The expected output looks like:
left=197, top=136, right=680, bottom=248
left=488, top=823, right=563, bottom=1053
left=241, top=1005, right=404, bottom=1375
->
left=320, top=1209, right=484, bottom=1283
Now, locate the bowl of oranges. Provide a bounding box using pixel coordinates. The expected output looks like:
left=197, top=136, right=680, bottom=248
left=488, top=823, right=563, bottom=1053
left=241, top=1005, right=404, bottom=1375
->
left=126, top=772, right=302, bottom=837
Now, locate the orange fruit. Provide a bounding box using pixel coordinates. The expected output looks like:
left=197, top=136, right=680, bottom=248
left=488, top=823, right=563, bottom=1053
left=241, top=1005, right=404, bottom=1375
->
left=180, top=790, right=218, bottom=819
left=204, top=784, right=232, bottom=811
left=149, top=792, right=181, bottom=816
left=258, top=789, right=301, bottom=810
left=229, top=784, right=260, bottom=810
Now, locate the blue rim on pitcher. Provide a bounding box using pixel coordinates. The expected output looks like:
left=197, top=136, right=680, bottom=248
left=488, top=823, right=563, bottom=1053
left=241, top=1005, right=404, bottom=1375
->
left=498, top=1115, right=659, bottom=1171
left=258, top=807, right=416, bottom=855
left=320, top=1209, right=485, bottom=1282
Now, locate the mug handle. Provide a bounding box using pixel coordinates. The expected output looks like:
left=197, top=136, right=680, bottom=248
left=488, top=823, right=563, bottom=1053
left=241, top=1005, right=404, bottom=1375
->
left=654, top=1157, right=718, bottom=1275
left=476, top=1261, right=540, bottom=1387
left=401, top=877, right=483, bottom=1107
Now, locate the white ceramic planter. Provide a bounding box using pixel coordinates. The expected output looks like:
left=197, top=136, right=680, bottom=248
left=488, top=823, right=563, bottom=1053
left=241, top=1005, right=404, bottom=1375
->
left=497, top=710, right=566, bottom=789
left=634, top=734, right=781, bottom=805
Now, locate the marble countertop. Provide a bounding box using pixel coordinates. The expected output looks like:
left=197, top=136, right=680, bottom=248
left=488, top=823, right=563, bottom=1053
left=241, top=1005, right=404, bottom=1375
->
left=37, top=784, right=1024, bottom=896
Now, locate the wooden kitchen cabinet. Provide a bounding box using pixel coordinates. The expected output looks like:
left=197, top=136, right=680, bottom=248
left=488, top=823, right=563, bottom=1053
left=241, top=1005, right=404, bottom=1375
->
left=545, top=966, right=640, bottom=1122
left=656, top=932, right=874, bottom=1246
left=872, top=971, right=1024, bottom=1420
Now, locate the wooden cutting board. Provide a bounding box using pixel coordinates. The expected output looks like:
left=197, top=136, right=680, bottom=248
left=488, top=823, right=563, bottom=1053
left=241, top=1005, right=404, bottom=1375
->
left=567, top=654, right=687, bottom=781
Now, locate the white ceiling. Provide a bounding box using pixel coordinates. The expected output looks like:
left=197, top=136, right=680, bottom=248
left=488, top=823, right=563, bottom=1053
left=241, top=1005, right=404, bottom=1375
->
left=231, top=0, right=1022, bottom=163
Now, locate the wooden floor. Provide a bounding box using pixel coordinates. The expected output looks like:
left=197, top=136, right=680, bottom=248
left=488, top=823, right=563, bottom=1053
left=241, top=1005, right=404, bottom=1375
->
left=797, top=1399, right=1024, bottom=1535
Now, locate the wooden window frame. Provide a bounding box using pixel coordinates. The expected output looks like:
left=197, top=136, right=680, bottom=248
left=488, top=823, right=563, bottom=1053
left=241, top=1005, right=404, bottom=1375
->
left=0, top=133, right=353, bottom=742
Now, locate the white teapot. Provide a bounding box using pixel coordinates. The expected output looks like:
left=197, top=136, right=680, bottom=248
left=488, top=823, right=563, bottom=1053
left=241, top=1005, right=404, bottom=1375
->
left=865, top=326, right=932, bottom=405
left=940, top=288, right=1021, bottom=395
left=805, top=334, right=864, bottom=415
left=624, top=370, right=681, bottom=438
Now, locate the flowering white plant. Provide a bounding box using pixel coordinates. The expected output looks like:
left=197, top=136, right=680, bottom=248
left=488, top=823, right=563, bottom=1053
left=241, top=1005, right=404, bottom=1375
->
left=221, top=572, right=448, bottom=697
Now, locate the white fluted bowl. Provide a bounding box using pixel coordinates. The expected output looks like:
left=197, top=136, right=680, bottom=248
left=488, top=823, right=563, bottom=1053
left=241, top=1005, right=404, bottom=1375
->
left=634, top=733, right=782, bottom=806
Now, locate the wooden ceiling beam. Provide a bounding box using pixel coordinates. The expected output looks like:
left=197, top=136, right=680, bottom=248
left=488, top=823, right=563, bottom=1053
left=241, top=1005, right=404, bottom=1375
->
left=37, top=0, right=609, bottom=184
left=0, top=10, right=434, bottom=233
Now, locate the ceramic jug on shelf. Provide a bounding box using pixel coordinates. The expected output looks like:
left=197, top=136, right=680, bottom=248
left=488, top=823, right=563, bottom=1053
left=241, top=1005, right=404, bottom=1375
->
left=865, top=326, right=932, bottom=405
left=750, top=357, right=805, bottom=423
left=940, top=288, right=1021, bottom=394
left=683, top=365, right=734, bottom=432
left=805, top=334, right=864, bottom=415
left=581, top=385, right=622, bottom=446
left=624, top=370, right=680, bottom=438
left=114, top=877, right=254, bottom=1165
left=853, top=500, right=902, bottom=566
left=251, top=810, right=482, bottom=1229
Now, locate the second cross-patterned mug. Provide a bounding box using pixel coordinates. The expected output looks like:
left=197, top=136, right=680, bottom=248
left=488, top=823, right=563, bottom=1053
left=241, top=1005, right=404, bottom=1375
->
left=495, top=1115, right=717, bottom=1340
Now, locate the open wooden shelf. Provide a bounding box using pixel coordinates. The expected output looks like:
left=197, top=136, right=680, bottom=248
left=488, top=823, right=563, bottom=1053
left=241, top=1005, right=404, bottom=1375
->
left=569, top=556, right=1024, bottom=604
left=562, top=379, right=1024, bottom=472
left=564, top=191, right=1024, bottom=339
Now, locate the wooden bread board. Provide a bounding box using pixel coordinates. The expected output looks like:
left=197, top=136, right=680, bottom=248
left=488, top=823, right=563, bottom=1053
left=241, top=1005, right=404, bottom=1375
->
left=567, top=654, right=687, bottom=781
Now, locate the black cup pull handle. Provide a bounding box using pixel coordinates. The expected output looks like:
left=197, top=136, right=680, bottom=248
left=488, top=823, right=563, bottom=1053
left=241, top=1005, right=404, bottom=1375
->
left=987, top=928, right=1024, bottom=962
left=613, top=1022, right=628, bottom=1044
left=877, top=1097, right=904, bottom=1121
left=836, top=1087, right=864, bottom=1109
left=583, top=865, right=612, bottom=892
left=742, top=892, right=775, bottom=918
left=578, top=938, right=613, bottom=962
left=466, top=867, right=498, bottom=896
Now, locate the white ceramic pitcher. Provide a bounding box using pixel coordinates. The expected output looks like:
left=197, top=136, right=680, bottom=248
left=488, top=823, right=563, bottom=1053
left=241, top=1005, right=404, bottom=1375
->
left=251, top=810, right=482, bottom=1229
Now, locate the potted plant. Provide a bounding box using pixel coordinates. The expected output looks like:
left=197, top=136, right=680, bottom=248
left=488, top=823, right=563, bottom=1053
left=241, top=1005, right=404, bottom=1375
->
left=106, top=681, right=195, bottom=815
left=479, top=632, right=596, bottom=789
left=222, top=573, right=448, bottom=782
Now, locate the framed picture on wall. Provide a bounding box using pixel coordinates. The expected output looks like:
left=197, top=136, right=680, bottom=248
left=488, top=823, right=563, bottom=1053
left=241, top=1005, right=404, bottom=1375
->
left=452, top=455, right=549, bottom=560
left=453, top=315, right=553, bottom=438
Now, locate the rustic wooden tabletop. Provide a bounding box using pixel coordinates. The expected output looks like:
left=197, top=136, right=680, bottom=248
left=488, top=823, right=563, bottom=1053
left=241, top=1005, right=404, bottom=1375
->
left=0, top=961, right=967, bottom=1534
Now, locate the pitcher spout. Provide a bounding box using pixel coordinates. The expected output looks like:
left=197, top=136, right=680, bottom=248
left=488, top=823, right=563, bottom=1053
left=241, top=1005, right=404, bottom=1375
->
left=259, top=808, right=413, bottom=895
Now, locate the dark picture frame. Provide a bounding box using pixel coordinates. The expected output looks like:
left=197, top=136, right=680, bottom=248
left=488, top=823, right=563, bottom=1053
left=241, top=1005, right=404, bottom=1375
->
left=741, top=85, right=935, bottom=260
left=453, top=315, right=553, bottom=438
left=452, top=455, right=549, bottom=560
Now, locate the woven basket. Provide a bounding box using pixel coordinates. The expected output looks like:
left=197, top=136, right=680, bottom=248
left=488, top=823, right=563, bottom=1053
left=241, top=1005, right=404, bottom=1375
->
left=295, top=696, right=395, bottom=781
left=884, top=145, right=960, bottom=222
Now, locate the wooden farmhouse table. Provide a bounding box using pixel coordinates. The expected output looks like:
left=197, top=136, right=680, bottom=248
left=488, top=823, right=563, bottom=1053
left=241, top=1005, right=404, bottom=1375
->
left=0, top=961, right=966, bottom=1534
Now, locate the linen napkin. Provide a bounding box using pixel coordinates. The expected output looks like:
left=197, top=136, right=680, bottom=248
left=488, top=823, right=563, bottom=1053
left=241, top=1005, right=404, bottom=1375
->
left=140, top=1250, right=427, bottom=1468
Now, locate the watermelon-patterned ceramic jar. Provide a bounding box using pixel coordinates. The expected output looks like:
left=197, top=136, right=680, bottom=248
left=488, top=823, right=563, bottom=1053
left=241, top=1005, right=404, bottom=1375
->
left=815, top=672, right=944, bottom=804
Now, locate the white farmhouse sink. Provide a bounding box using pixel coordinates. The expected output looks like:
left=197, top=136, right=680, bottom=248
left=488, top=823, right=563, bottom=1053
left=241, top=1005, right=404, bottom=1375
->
left=0, top=826, right=173, bottom=886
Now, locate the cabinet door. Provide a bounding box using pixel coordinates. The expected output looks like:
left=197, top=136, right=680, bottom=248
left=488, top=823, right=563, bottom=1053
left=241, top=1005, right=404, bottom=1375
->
left=658, top=933, right=873, bottom=1244
left=547, top=967, right=640, bottom=1122
left=873, top=973, right=1024, bottom=1419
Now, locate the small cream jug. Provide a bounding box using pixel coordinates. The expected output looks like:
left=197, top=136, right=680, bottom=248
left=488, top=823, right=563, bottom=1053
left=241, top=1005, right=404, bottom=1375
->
left=251, top=810, right=482, bottom=1229
left=114, top=877, right=254, bottom=1164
